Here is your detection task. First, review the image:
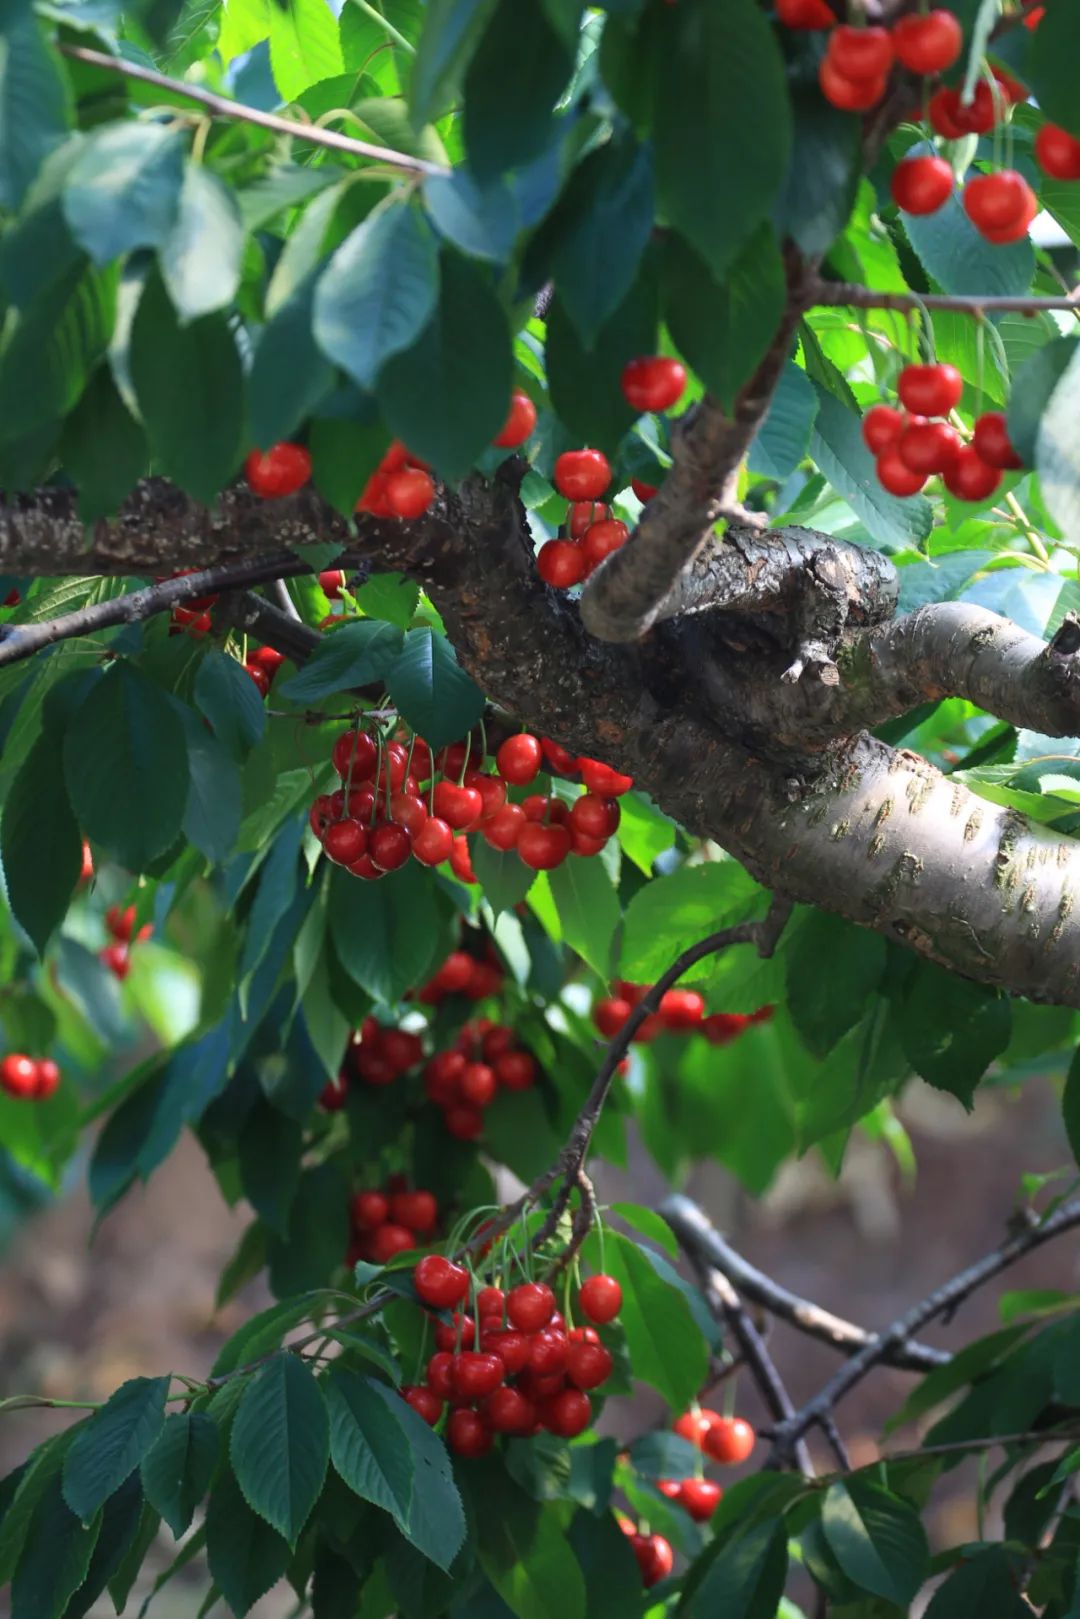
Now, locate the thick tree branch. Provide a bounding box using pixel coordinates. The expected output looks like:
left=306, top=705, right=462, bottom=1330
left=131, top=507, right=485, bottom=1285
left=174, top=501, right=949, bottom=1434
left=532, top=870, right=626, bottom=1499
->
left=660, top=1196, right=948, bottom=1374
left=768, top=1199, right=1080, bottom=1465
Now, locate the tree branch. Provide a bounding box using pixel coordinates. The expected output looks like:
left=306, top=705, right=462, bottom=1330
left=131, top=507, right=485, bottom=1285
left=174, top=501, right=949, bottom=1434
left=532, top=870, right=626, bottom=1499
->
left=768, top=1200, right=1080, bottom=1465
left=660, top=1195, right=949, bottom=1374
left=57, top=44, right=447, bottom=177
left=806, top=275, right=1080, bottom=317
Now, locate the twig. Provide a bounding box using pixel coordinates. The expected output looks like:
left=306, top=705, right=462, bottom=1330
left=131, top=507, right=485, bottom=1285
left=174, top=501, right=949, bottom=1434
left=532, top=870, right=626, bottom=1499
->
left=805, top=275, right=1080, bottom=316
left=769, top=1199, right=1080, bottom=1465
left=56, top=44, right=446, bottom=177
left=267, top=578, right=302, bottom=623
left=660, top=1196, right=948, bottom=1374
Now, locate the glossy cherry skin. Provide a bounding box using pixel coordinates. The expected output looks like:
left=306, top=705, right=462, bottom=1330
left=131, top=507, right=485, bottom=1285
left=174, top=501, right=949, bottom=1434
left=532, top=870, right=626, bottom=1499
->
left=245, top=442, right=311, bottom=498
left=897, top=362, right=963, bottom=417
left=507, top=1281, right=556, bottom=1333
left=972, top=411, right=1024, bottom=470
left=891, top=154, right=953, bottom=215
left=554, top=449, right=611, bottom=501
left=580, top=1274, right=622, bottom=1324
left=413, top=1254, right=470, bottom=1310
left=537, top=539, right=586, bottom=589
left=703, top=1415, right=756, bottom=1464
left=943, top=446, right=1002, bottom=502
left=493, top=389, right=538, bottom=448
left=892, top=10, right=963, bottom=74
left=1036, top=123, right=1080, bottom=181
left=496, top=733, right=542, bottom=785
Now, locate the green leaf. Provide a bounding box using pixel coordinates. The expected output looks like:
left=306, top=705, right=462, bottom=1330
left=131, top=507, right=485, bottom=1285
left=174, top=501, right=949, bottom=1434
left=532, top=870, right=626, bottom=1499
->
left=821, top=1479, right=928, bottom=1607
left=810, top=384, right=934, bottom=552
left=786, top=912, right=886, bottom=1059
left=230, top=1353, right=328, bottom=1544
left=0, top=6, right=70, bottom=211
left=57, top=364, right=148, bottom=523
left=327, top=1371, right=466, bottom=1571
left=141, top=1413, right=219, bottom=1539
left=774, top=87, right=860, bottom=259
left=62, top=1377, right=170, bottom=1525
left=903, top=182, right=1035, bottom=297
left=129, top=270, right=244, bottom=505
left=355, top=572, right=420, bottom=629
left=1029, top=1, right=1080, bottom=135
left=1007, top=335, right=1078, bottom=469
left=410, top=0, right=498, bottom=125
left=423, top=168, right=522, bottom=264
left=62, top=122, right=185, bottom=266
left=592, top=1231, right=708, bottom=1411
left=237, top=1097, right=302, bottom=1236
left=681, top=1519, right=789, bottom=1619
left=547, top=855, right=620, bottom=977
left=387, top=626, right=486, bottom=750
left=476, top=1471, right=586, bottom=1619
left=1, top=722, right=82, bottom=954
left=653, top=0, right=791, bottom=278
left=278, top=619, right=404, bottom=702
left=0, top=260, right=115, bottom=446
left=314, top=200, right=440, bottom=392
left=328, top=861, right=442, bottom=1004
left=620, top=860, right=764, bottom=984
left=64, top=663, right=189, bottom=873
left=266, top=1162, right=349, bottom=1299
left=309, top=413, right=392, bottom=516
left=211, top=1295, right=323, bottom=1379
left=194, top=651, right=267, bottom=760
left=11, top=1471, right=100, bottom=1619
left=377, top=249, right=512, bottom=481
left=548, top=135, right=655, bottom=343
left=663, top=225, right=786, bottom=414
left=545, top=266, right=658, bottom=455
left=923, top=1548, right=1030, bottom=1619
left=180, top=709, right=243, bottom=864
left=900, top=963, right=1012, bottom=1108
left=250, top=274, right=336, bottom=450
left=268, top=0, right=345, bottom=100
left=1036, top=337, right=1080, bottom=550
left=63, top=1472, right=146, bottom=1619
left=748, top=360, right=818, bottom=480
left=463, top=0, right=577, bottom=182
left=1063, top=1047, right=1080, bottom=1172
left=159, top=163, right=244, bottom=322
left=204, top=1465, right=290, bottom=1618
left=471, top=838, right=536, bottom=915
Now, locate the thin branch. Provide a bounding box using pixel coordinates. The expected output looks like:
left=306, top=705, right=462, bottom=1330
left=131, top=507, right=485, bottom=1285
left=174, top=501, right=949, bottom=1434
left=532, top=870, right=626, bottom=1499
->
left=57, top=44, right=446, bottom=177
left=769, top=1200, right=1080, bottom=1465
left=660, top=1196, right=948, bottom=1374
left=267, top=578, right=302, bottom=623
left=806, top=275, right=1080, bottom=316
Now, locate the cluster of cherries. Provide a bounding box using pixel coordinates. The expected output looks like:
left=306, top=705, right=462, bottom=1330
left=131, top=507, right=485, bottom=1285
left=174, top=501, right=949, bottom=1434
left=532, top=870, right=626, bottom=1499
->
left=863, top=363, right=1022, bottom=502
left=0, top=1053, right=60, bottom=1102
left=99, top=902, right=151, bottom=982
left=346, top=1179, right=439, bottom=1267
left=417, top=946, right=505, bottom=1006
left=593, top=984, right=774, bottom=1047
left=405, top=1257, right=623, bottom=1456
left=319, top=1016, right=425, bottom=1112
left=787, top=7, right=965, bottom=113
left=422, top=1019, right=538, bottom=1142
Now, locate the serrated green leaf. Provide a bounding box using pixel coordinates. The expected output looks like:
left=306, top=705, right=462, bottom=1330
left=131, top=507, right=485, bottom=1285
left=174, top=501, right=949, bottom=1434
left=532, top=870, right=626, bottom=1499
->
left=1, top=721, right=82, bottom=954
left=0, top=260, right=115, bottom=446
left=328, top=860, right=441, bottom=1004
left=587, top=1231, right=707, bottom=1412
left=194, top=651, right=267, bottom=760
left=548, top=134, right=654, bottom=343
left=903, top=181, right=1035, bottom=297
left=141, top=1413, right=219, bottom=1539
left=475, top=1466, right=586, bottom=1619
left=1029, top=2, right=1080, bottom=136
left=810, top=384, right=934, bottom=552
left=62, top=1377, right=170, bottom=1525
left=410, top=0, right=498, bottom=125
left=62, top=122, right=185, bottom=266
left=0, top=6, right=70, bottom=212
left=786, top=911, right=886, bottom=1059
left=663, top=224, right=786, bottom=414
left=620, top=861, right=764, bottom=984
left=1036, top=337, right=1080, bottom=550
left=901, top=962, right=1012, bottom=1108
left=268, top=0, right=345, bottom=100
left=179, top=707, right=243, bottom=863
left=205, top=1465, right=290, bottom=1618
left=58, top=363, right=148, bottom=523
left=463, top=0, right=576, bottom=182
left=545, top=268, right=656, bottom=456
left=159, top=163, right=244, bottom=322
left=250, top=273, right=335, bottom=449
left=748, top=360, right=818, bottom=481
left=471, top=837, right=536, bottom=915
left=278, top=619, right=404, bottom=701
left=821, top=1479, right=928, bottom=1606
left=923, top=1547, right=1030, bottom=1618
left=681, top=1518, right=789, bottom=1619
left=230, top=1353, right=328, bottom=1544
left=11, top=1471, right=100, bottom=1619
left=547, top=854, right=619, bottom=977
left=355, top=571, right=420, bottom=628
left=386, top=626, right=486, bottom=750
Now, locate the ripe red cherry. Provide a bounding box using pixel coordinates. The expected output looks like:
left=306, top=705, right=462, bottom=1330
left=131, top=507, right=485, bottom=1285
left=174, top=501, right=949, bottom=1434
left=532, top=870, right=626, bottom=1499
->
left=554, top=449, right=611, bottom=501
left=482, top=804, right=526, bottom=852
left=542, top=1388, right=592, bottom=1437
left=494, top=1050, right=536, bottom=1091
left=630, top=478, right=657, bottom=502
left=319, top=1072, right=348, bottom=1111
left=351, top=1190, right=389, bottom=1230
left=529, top=1327, right=569, bottom=1377
left=245, top=662, right=270, bottom=698
left=518, top=822, right=572, bottom=870
left=897, top=362, right=963, bottom=417
left=245, top=442, right=311, bottom=498
left=332, top=729, right=377, bottom=781
left=460, top=1061, right=497, bottom=1108
left=621, top=356, right=687, bottom=414
left=0, top=1054, right=38, bottom=1099
left=928, top=85, right=967, bottom=139
left=33, top=1059, right=61, bottom=1100
left=861, top=405, right=904, bottom=455
left=892, top=10, right=963, bottom=74
left=370, top=822, right=411, bottom=872
left=580, top=1274, right=622, bottom=1324
left=876, top=446, right=927, bottom=497
left=106, top=903, right=137, bottom=942
left=703, top=1415, right=756, bottom=1465
left=943, top=446, right=1002, bottom=502
left=319, top=569, right=346, bottom=599
left=323, top=819, right=368, bottom=866
left=522, top=794, right=569, bottom=825
left=964, top=171, right=1034, bottom=234
left=493, top=389, right=538, bottom=449
left=385, top=467, right=435, bottom=520
left=980, top=186, right=1038, bottom=244
left=777, top=0, right=836, bottom=25
left=827, top=24, right=893, bottom=80
left=972, top=411, right=1023, bottom=470
left=444, top=1102, right=483, bottom=1139
left=897, top=419, right=962, bottom=474
left=426, top=1351, right=454, bottom=1399
left=403, top=1385, right=443, bottom=1426
left=631, top=1533, right=674, bottom=1589
left=389, top=793, right=428, bottom=838
left=447, top=1409, right=493, bottom=1457
left=537, top=539, right=586, bottom=589
left=891, top=155, right=953, bottom=216
left=435, top=1313, right=476, bottom=1352
left=412, top=816, right=454, bottom=866
left=390, top=1189, right=437, bottom=1231
left=250, top=645, right=285, bottom=676
left=496, top=733, right=542, bottom=785
left=451, top=1352, right=505, bottom=1400
left=432, top=781, right=483, bottom=830
left=581, top=520, right=629, bottom=571
left=370, top=1223, right=416, bottom=1263
left=679, top=1479, right=723, bottom=1522
left=673, top=1409, right=717, bottom=1448
left=482, top=1328, right=530, bottom=1375
left=658, top=987, right=705, bottom=1029
left=567, top=1340, right=613, bottom=1390
left=1036, top=123, right=1080, bottom=181
left=507, top=1281, right=556, bottom=1333
left=413, top=1254, right=470, bottom=1310
left=578, top=757, right=633, bottom=795
left=818, top=58, right=887, bottom=111
left=569, top=793, right=620, bottom=839
left=486, top=1386, right=536, bottom=1434
left=593, top=997, right=631, bottom=1038
left=568, top=501, right=610, bottom=539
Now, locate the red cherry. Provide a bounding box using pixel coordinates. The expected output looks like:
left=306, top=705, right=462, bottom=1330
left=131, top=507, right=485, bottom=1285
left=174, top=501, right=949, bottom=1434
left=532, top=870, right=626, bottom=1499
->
left=106, top=903, right=137, bottom=942
left=581, top=520, right=629, bottom=572
left=892, top=10, right=963, bottom=74
left=481, top=1328, right=530, bottom=1375
left=426, top=1351, right=454, bottom=1400
left=568, top=501, right=610, bottom=539
left=554, top=449, right=611, bottom=501
left=413, top=1254, right=470, bottom=1310
left=818, top=58, right=887, bottom=111
left=389, top=793, right=428, bottom=838
left=541, top=1388, right=591, bottom=1438
left=518, top=821, right=572, bottom=870
left=567, top=1340, right=613, bottom=1390
left=703, top=1415, right=756, bottom=1465
left=33, top=1059, right=61, bottom=1100
left=331, top=730, right=377, bottom=781
left=1036, top=123, right=1080, bottom=181
left=827, top=24, right=893, bottom=80
left=630, top=478, right=657, bottom=502
left=972, top=411, right=1023, bottom=470
left=657, top=1479, right=682, bottom=1500
left=578, top=757, right=633, bottom=795
left=482, top=804, right=526, bottom=852
left=348, top=853, right=386, bottom=882
left=493, top=390, right=538, bottom=449
left=658, top=987, right=705, bottom=1030
left=370, top=822, right=412, bottom=872
left=632, top=1534, right=673, bottom=1588
left=403, top=1385, right=443, bottom=1426
left=370, top=1223, right=416, bottom=1263
left=476, top=1285, right=504, bottom=1317
left=777, top=0, right=836, bottom=25
left=250, top=645, right=285, bottom=675
left=679, top=1479, right=723, bottom=1522
left=522, top=794, right=569, bottom=825
left=529, top=1328, right=569, bottom=1377
left=101, top=943, right=131, bottom=980
left=964, top=171, right=1034, bottom=234
left=673, top=1410, right=716, bottom=1448
left=319, top=1072, right=349, bottom=1111
left=621, top=357, right=687, bottom=414
left=390, top=1189, right=437, bottom=1231
left=435, top=1313, right=476, bottom=1352
left=447, top=1409, right=493, bottom=1457
left=432, top=781, right=483, bottom=830
left=444, top=1102, right=484, bottom=1140
left=494, top=1050, right=536, bottom=1091
left=451, top=1351, right=505, bottom=1400
left=593, top=997, right=631, bottom=1038
left=486, top=1386, right=536, bottom=1434
left=897, top=362, right=963, bottom=417
left=244, top=662, right=270, bottom=698
left=351, top=1190, right=389, bottom=1231
left=569, top=793, right=620, bottom=839
left=943, top=446, right=1002, bottom=502
left=876, top=446, right=927, bottom=497
left=507, top=1281, right=556, bottom=1333
left=928, top=85, right=967, bottom=138
left=496, top=733, right=543, bottom=785
left=323, top=819, right=368, bottom=866
left=0, top=1054, right=38, bottom=1099
left=319, top=569, right=346, bottom=599
left=897, top=419, right=962, bottom=474
left=993, top=65, right=1029, bottom=106
left=890, top=154, right=953, bottom=215
left=537, top=539, right=586, bottom=589
left=412, top=816, right=455, bottom=866
left=580, top=1274, right=622, bottom=1324
left=385, top=467, right=435, bottom=520
left=460, top=1061, right=497, bottom=1108
left=245, top=442, right=311, bottom=498
left=980, top=186, right=1038, bottom=244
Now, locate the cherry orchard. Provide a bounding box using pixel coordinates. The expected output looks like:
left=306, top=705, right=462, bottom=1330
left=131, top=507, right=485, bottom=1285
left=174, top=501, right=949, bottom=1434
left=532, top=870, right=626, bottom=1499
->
left=7, top=2, right=1080, bottom=1619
